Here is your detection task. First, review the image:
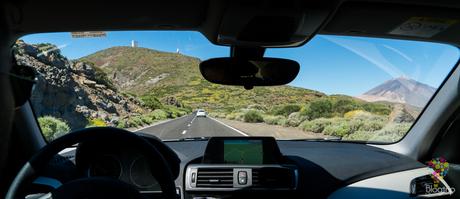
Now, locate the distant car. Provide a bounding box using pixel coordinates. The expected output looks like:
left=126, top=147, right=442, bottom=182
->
left=196, top=109, right=206, bottom=117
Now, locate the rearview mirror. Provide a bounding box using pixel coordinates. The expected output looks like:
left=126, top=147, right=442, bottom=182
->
left=199, top=58, right=299, bottom=89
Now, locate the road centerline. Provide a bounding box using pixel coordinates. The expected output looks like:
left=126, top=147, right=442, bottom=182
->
left=190, top=115, right=197, bottom=124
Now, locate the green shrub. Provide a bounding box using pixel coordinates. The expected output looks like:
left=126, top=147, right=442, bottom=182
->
left=345, top=110, right=387, bottom=121
left=299, top=105, right=311, bottom=117
left=362, top=103, right=392, bottom=116
left=358, top=119, right=385, bottom=131
left=235, top=113, right=245, bottom=121
left=208, top=112, right=218, bottom=117
left=270, top=104, right=302, bottom=116
left=243, top=110, right=264, bottom=123
left=140, top=115, right=153, bottom=124
left=87, top=118, right=107, bottom=127
left=92, top=65, right=117, bottom=91
left=38, top=116, right=70, bottom=141
left=117, top=120, right=127, bottom=129
left=277, top=117, right=288, bottom=126
left=341, top=110, right=386, bottom=132
left=140, top=96, right=163, bottom=110
left=150, top=109, right=168, bottom=120
left=303, top=98, right=334, bottom=119
left=225, top=113, right=237, bottom=120
left=344, top=110, right=370, bottom=119
left=247, top=104, right=267, bottom=111
left=299, top=118, right=333, bottom=133
left=285, top=112, right=308, bottom=127
left=299, top=112, right=387, bottom=137
left=343, top=122, right=412, bottom=142
left=341, top=130, right=374, bottom=141
left=128, top=116, right=144, bottom=127
left=226, top=112, right=244, bottom=121
left=163, top=105, right=188, bottom=118
left=322, top=118, right=351, bottom=137
left=375, top=122, right=412, bottom=137
left=332, top=98, right=362, bottom=116
left=209, top=112, right=227, bottom=118
left=263, top=115, right=286, bottom=125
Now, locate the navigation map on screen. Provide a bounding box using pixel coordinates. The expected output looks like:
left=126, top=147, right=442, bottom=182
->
left=223, top=140, right=263, bottom=164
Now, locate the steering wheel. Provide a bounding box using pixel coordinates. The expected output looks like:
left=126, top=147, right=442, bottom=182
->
left=5, top=127, right=177, bottom=199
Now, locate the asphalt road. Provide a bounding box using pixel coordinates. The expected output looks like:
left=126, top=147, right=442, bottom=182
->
left=136, top=114, right=247, bottom=140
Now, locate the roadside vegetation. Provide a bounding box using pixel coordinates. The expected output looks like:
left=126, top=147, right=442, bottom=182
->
left=116, top=106, right=191, bottom=129
left=37, top=116, right=71, bottom=141
left=209, top=96, right=413, bottom=142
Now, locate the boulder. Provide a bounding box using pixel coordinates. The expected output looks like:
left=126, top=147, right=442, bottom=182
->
left=164, top=96, right=182, bottom=107
left=72, top=62, right=96, bottom=78
left=83, top=79, right=97, bottom=86
left=95, top=84, right=106, bottom=89
left=75, top=105, right=91, bottom=118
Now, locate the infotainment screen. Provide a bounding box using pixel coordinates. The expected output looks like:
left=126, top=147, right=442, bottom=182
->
left=202, top=137, right=282, bottom=164
left=223, top=140, right=263, bottom=164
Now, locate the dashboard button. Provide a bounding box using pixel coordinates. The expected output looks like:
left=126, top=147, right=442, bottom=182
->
left=191, top=172, right=196, bottom=183
left=238, top=171, right=247, bottom=185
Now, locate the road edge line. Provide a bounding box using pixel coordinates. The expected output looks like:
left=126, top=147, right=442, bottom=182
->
left=208, top=117, right=249, bottom=136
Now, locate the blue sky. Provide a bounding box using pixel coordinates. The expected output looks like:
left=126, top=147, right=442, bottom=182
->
left=21, top=31, right=459, bottom=96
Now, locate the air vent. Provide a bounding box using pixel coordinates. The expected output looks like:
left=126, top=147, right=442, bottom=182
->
left=252, top=168, right=296, bottom=189
left=196, top=168, right=234, bottom=188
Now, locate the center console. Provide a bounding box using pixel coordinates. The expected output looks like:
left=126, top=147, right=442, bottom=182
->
left=184, top=137, right=298, bottom=194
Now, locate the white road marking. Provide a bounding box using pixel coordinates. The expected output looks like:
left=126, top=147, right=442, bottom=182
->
left=187, top=124, right=191, bottom=127
left=190, top=115, right=197, bottom=124
left=208, top=117, right=249, bottom=136
left=181, top=130, right=187, bottom=135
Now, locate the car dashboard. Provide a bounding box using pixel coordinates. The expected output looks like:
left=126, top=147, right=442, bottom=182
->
left=43, top=134, right=441, bottom=199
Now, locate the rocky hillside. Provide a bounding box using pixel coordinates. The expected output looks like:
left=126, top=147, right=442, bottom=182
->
left=13, top=40, right=146, bottom=130
left=358, top=77, right=436, bottom=108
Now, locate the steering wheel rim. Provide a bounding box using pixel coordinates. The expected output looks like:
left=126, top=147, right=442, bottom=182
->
left=5, top=127, right=177, bottom=199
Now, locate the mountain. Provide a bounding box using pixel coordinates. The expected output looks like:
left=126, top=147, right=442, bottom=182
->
left=79, top=46, right=327, bottom=112
left=357, top=77, right=436, bottom=108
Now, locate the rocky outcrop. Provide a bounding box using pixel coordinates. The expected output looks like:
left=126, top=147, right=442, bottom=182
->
left=13, top=40, right=145, bottom=130
left=389, top=104, right=415, bottom=123
left=163, top=96, right=182, bottom=107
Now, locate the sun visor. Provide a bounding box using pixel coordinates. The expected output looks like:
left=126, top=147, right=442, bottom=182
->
left=215, top=1, right=332, bottom=47
left=321, top=2, right=460, bottom=45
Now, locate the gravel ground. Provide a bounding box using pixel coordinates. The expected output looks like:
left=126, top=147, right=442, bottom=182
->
left=215, top=118, right=331, bottom=140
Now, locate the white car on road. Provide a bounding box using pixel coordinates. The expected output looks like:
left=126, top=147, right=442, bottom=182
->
left=196, top=109, right=206, bottom=117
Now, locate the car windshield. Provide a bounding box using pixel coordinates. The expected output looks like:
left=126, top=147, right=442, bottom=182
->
left=14, top=31, right=459, bottom=143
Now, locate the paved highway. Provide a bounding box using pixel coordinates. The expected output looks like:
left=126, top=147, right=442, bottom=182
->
left=136, top=114, right=247, bottom=140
